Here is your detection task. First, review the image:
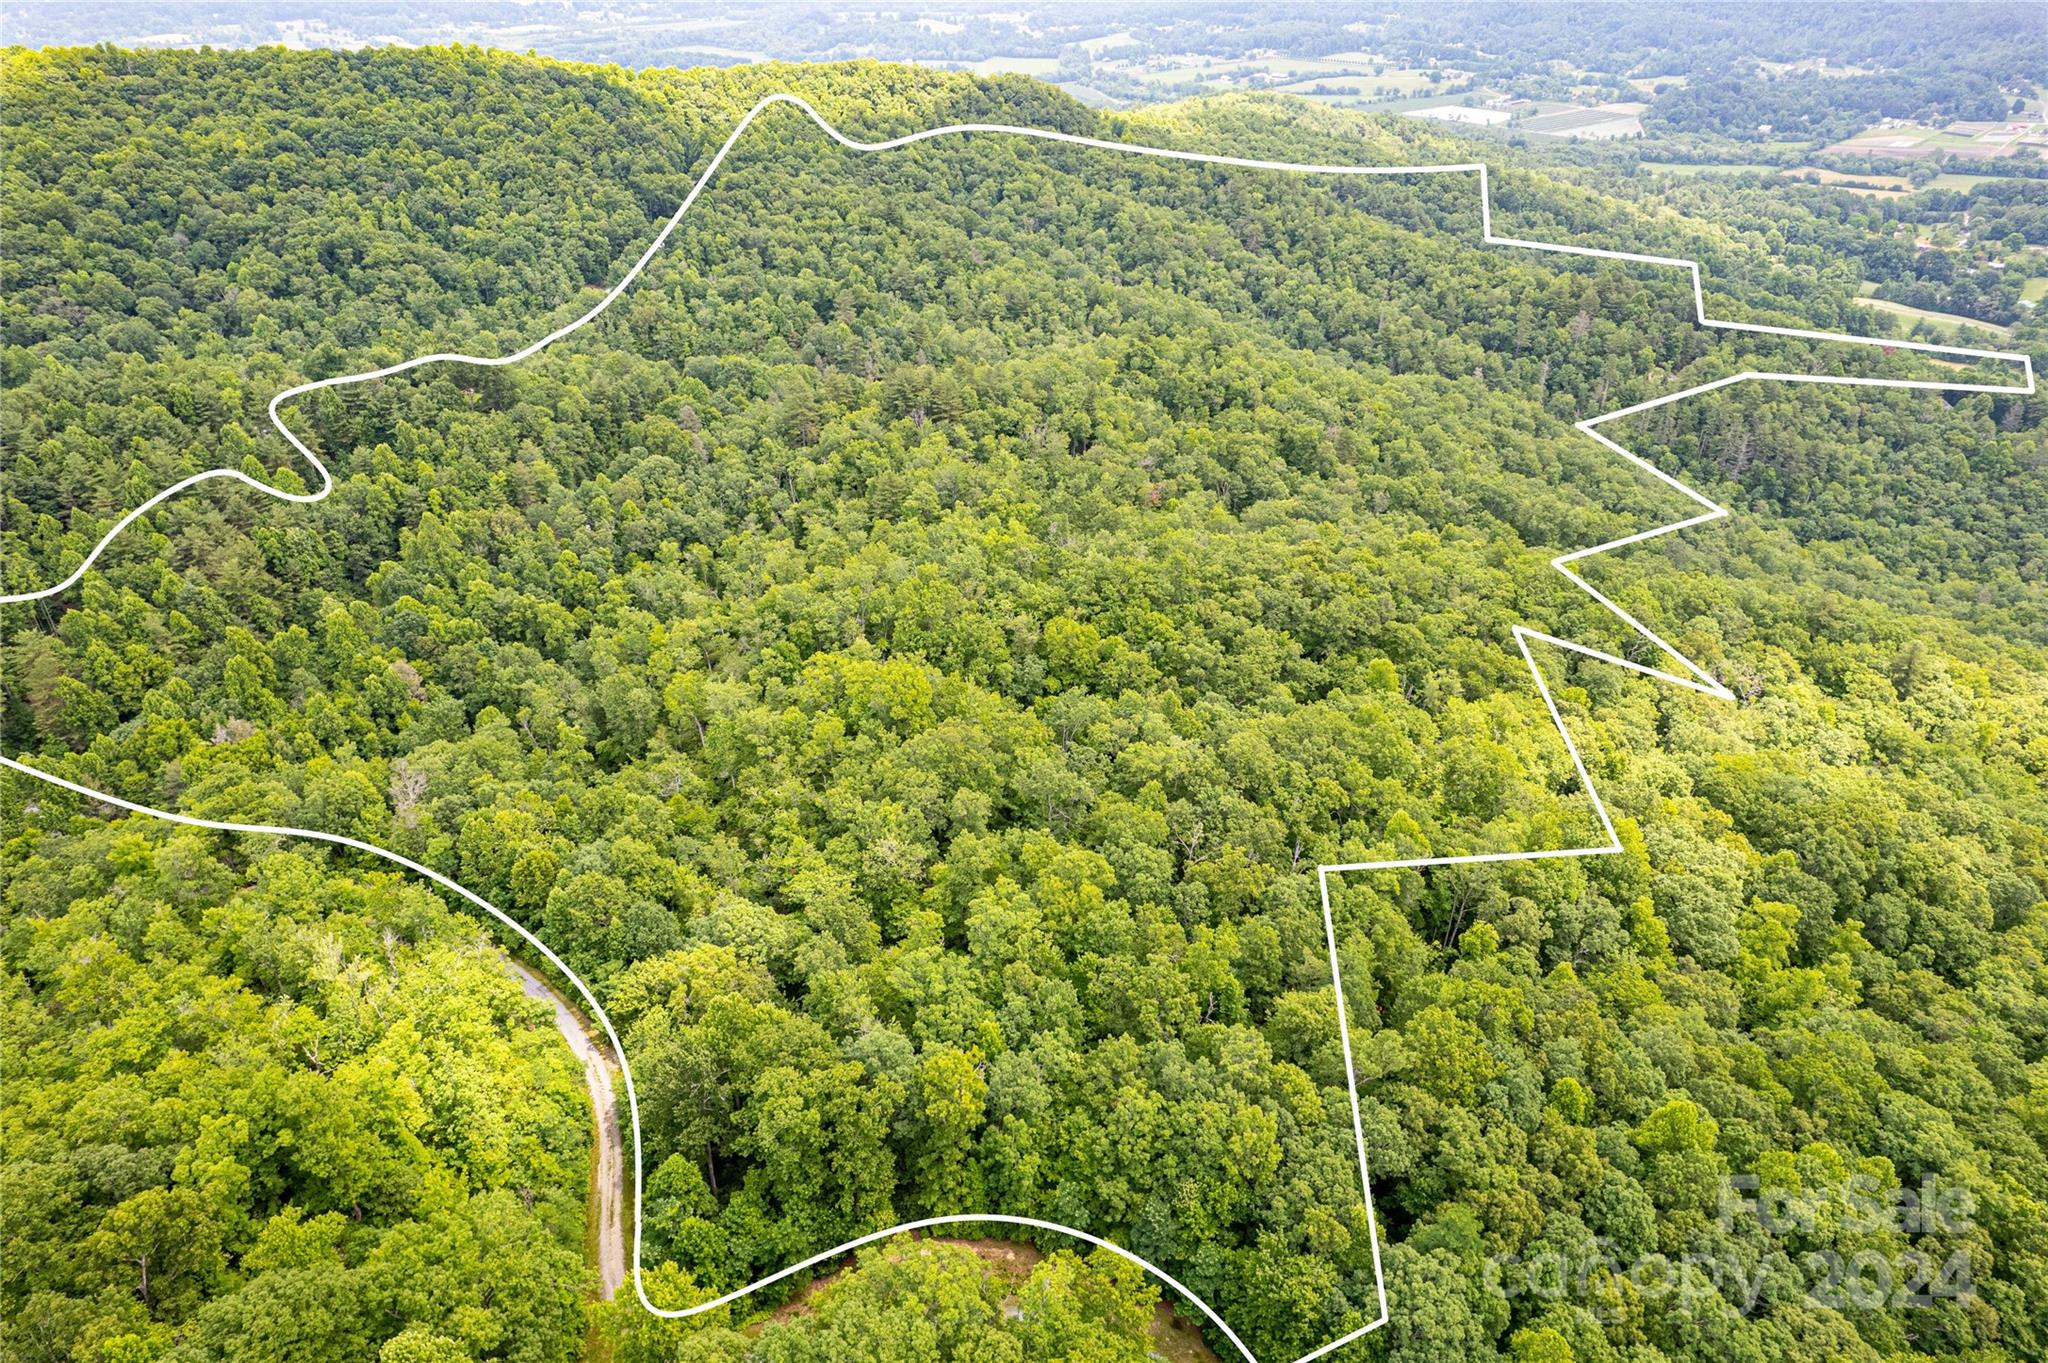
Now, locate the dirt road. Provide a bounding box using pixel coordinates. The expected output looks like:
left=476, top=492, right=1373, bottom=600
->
left=506, top=958, right=626, bottom=1300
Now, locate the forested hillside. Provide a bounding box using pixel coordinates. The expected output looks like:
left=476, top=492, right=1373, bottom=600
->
left=3, top=821, right=592, bottom=1361
left=4, top=46, right=2047, bottom=1363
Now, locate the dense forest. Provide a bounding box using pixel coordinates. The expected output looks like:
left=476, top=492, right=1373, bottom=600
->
left=4, top=44, right=2048, bottom=1363
left=1643, top=72, right=2014, bottom=143
left=1538, top=164, right=2048, bottom=336
left=3, top=821, right=593, bottom=1362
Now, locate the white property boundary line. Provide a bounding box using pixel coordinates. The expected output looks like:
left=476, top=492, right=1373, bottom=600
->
left=0, top=92, right=2034, bottom=1362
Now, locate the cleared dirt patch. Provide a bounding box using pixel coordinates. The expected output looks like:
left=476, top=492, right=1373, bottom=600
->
left=749, top=1233, right=1222, bottom=1361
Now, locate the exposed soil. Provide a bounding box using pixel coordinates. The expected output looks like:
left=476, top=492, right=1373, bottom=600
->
left=497, top=957, right=1219, bottom=1363
left=750, top=1233, right=1221, bottom=1362
left=505, top=958, right=626, bottom=1301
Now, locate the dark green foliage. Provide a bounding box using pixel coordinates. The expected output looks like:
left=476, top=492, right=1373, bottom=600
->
left=4, top=44, right=2048, bottom=1363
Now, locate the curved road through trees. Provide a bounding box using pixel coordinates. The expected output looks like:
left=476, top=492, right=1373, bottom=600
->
left=507, top=958, right=626, bottom=1300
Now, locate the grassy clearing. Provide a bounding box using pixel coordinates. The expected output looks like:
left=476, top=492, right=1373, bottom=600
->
left=744, top=1237, right=1223, bottom=1361
left=1854, top=295, right=2013, bottom=340
left=1785, top=166, right=1913, bottom=191
left=1929, top=171, right=2037, bottom=192
left=1078, top=30, right=1136, bottom=53
left=1523, top=108, right=1623, bottom=133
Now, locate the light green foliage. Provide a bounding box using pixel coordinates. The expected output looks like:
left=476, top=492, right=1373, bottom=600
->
left=606, top=1241, right=1156, bottom=1363
left=4, top=42, right=2048, bottom=1363
left=0, top=822, right=590, bottom=1362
